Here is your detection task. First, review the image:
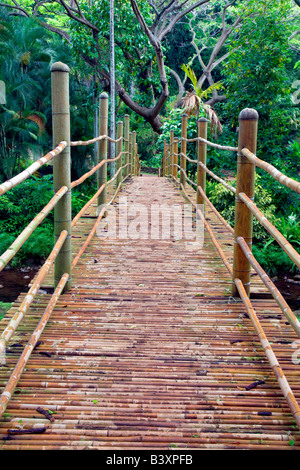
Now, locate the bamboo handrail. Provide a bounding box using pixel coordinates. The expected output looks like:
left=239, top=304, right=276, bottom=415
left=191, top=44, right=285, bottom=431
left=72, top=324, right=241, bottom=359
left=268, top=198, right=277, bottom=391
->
left=0, top=272, right=69, bottom=421
left=197, top=161, right=236, bottom=194
left=0, top=141, right=67, bottom=196
left=0, top=230, right=68, bottom=355
left=234, top=279, right=300, bottom=429
left=238, top=192, right=300, bottom=269
left=197, top=185, right=234, bottom=235
left=237, top=236, right=300, bottom=337
left=242, top=148, right=300, bottom=194
left=72, top=163, right=129, bottom=267
left=71, top=151, right=124, bottom=189
left=180, top=152, right=198, bottom=164
left=180, top=183, right=233, bottom=276
left=70, top=135, right=123, bottom=147
left=182, top=136, right=238, bottom=152
left=0, top=186, right=68, bottom=271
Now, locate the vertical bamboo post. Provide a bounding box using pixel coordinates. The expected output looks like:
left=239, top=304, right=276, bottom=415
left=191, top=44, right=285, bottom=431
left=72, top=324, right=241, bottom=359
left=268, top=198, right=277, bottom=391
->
left=129, top=132, right=132, bottom=176
left=161, top=140, right=165, bottom=177
left=51, top=62, right=72, bottom=292
left=180, top=114, right=188, bottom=187
left=135, top=143, right=138, bottom=176
left=124, top=114, right=129, bottom=178
left=116, top=120, right=123, bottom=186
left=197, top=117, right=208, bottom=207
left=169, top=129, right=174, bottom=179
left=173, top=137, right=178, bottom=179
left=232, top=108, right=259, bottom=297
left=132, top=132, right=136, bottom=176
left=98, top=92, right=108, bottom=215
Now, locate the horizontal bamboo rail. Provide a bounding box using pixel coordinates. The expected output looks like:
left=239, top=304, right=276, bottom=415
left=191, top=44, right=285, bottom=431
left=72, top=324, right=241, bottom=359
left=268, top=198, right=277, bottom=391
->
left=0, top=141, right=67, bottom=196
left=0, top=186, right=68, bottom=272
left=70, top=152, right=123, bottom=189
left=237, top=236, right=300, bottom=337
left=180, top=183, right=233, bottom=276
left=0, top=230, right=68, bottom=355
left=197, top=185, right=234, bottom=235
left=234, top=279, right=300, bottom=429
left=182, top=135, right=238, bottom=152
left=239, top=192, right=300, bottom=269
left=0, top=272, right=69, bottom=421
left=70, top=135, right=123, bottom=146
left=242, top=148, right=300, bottom=194
left=197, top=161, right=236, bottom=193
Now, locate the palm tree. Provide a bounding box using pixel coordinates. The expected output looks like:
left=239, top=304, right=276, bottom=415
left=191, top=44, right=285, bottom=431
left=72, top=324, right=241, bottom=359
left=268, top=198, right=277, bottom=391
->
left=180, top=64, right=224, bottom=137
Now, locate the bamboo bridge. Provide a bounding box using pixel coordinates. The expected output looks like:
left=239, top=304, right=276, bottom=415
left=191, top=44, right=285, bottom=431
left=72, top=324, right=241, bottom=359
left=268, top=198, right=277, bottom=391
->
left=0, top=62, right=300, bottom=450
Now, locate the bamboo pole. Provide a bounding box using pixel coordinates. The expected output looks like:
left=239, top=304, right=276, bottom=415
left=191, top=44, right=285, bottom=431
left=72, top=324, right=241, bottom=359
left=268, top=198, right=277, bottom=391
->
left=197, top=118, right=208, bottom=208
left=242, top=148, right=300, bottom=194
left=232, top=108, right=259, bottom=297
left=135, top=142, right=138, bottom=176
left=124, top=115, right=130, bottom=178
left=180, top=114, right=188, bottom=187
left=238, top=192, right=300, bottom=270
left=97, top=92, right=109, bottom=216
left=169, top=130, right=174, bottom=179
left=0, top=273, right=69, bottom=421
left=51, top=62, right=72, bottom=292
left=0, top=186, right=68, bottom=271
left=0, top=230, right=68, bottom=355
left=234, top=279, right=300, bottom=430
left=173, top=138, right=178, bottom=179
left=132, top=132, right=136, bottom=176
left=116, top=121, right=123, bottom=187
left=237, top=236, right=300, bottom=337
left=162, top=140, right=167, bottom=177
left=0, top=142, right=66, bottom=196
left=129, top=132, right=132, bottom=176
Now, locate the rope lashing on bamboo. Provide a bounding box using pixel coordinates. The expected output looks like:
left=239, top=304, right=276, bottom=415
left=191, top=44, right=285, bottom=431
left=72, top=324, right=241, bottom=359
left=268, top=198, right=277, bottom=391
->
left=237, top=236, right=300, bottom=337
left=0, top=230, right=68, bottom=355
left=0, top=141, right=67, bottom=196
left=0, top=186, right=69, bottom=272
left=0, top=272, right=69, bottom=421
left=238, top=192, right=300, bottom=270
left=234, top=278, right=300, bottom=430
left=70, top=135, right=123, bottom=147
left=182, top=136, right=238, bottom=152
left=180, top=183, right=233, bottom=276
left=242, top=148, right=300, bottom=194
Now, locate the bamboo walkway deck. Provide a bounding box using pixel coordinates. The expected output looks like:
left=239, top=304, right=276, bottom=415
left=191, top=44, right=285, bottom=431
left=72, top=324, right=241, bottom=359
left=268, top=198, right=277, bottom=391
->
left=0, top=175, right=299, bottom=450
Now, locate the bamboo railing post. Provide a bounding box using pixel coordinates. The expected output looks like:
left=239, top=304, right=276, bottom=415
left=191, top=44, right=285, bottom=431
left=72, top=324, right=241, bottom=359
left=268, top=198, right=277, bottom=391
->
left=232, top=108, right=259, bottom=297
left=132, top=131, right=136, bottom=176
left=129, top=132, right=132, bottom=176
left=98, top=92, right=108, bottom=216
left=180, top=114, right=188, bottom=187
left=197, top=118, right=208, bottom=208
left=173, top=137, right=179, bottom=179
left=169, top=130, right=174, bottom=179
left=124, top=114, right=129, bottom=178
left=116, top=120, right=123, bottom=186
left=162, top=140, right=167, bottom=177
left=135, top=142, right=138, bottom=176
left=51, top=62, right=72, bottom=292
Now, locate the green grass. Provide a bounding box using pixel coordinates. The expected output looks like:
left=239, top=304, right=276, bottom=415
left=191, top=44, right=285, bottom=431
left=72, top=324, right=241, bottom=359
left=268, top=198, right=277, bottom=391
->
left=0, top=301, right=13, bottom=321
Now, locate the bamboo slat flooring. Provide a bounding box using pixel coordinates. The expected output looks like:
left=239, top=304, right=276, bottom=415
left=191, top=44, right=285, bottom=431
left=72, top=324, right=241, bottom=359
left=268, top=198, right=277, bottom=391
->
left=0, top=175, right=299, bottom=450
